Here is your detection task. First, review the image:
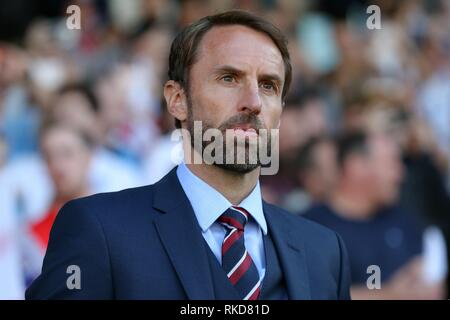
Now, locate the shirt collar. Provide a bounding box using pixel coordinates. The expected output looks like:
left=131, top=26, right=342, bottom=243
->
left=176, top=162, right=267, bottom=235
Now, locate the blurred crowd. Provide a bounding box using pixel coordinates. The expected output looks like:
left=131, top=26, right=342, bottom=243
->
left=1, top=0, right=450, bottom=299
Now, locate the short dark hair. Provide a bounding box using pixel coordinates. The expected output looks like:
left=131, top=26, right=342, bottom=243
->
left=168, top=10, right=292, bottom=128
left=336, top=130, right=369, bottom=168
left=296, top=135, right=332, bottom=173
left=284, top=85, right=322, bottom=111
left=57, top=82, right=99, bottom=114
left=39, top=117, right=95, bottom=151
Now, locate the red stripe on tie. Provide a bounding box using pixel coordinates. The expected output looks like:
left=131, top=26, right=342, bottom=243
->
left=247, top=286, right=261, bottom=300
left=231, top=206, right=249, bottom=218
left=229, top=253, right=252, bottom=285
left=222, top=230, right=242, bottom=254
left=219, top=216, right=244, bottom=231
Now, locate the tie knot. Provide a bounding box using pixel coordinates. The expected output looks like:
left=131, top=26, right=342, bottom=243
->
left=218, top=206, right=249, bottom=231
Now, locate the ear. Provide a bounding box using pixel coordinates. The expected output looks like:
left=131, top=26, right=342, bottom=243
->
left=164, top=80, right=188, bottom=126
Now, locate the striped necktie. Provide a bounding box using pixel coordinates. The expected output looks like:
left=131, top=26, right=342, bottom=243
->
left=218, top=206, right=261, bottom=300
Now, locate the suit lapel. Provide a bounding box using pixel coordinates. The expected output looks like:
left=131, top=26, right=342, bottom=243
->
left=263, top=202, right=311, bottom=299
left=152, top=168, right=215, bottom=299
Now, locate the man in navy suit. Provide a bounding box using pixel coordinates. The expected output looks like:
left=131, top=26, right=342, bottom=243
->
left=26, top=10, right=351, bottom=300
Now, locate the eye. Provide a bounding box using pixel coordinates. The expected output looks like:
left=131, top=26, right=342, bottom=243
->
left=220, top=74, right=235, bottom=83
left=260, top=81, right=276, bottom=92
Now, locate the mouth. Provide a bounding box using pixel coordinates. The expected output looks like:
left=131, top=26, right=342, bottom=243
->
left=228, top=125, right=259, bottom=137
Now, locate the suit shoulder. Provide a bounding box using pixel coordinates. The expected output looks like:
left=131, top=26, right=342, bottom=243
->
left=63, top=184, right=156, bottom=220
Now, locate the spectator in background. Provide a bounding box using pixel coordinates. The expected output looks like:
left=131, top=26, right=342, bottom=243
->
left=0, top=44, right=41, bottom=159
left=287, top=135, right=337, bottom=213
left=386, top=107, right=450, bottom=294
left=0, top=165, right=25, bottom=299
left=353, top=103, right=450, bottom=294
left=261, top=88, right=329, bottom=204
left=0, top=82, right=144, bottom=224
left=48, top=82, right=143, bottom=192
left=303, top=130, right=447, bottom=299
left=143, top=99, right=182, bottom=184
left=22, top=119, right=93, bottom=285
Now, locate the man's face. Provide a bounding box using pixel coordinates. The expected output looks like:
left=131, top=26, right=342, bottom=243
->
left=53, top=92, right=99, bottom=142
left=41, top=127, right=91, bottom=199
left=369, top=135, right=404, bottom=206
left=309, top=141, right=338, bottom=199
left=280, top=100, right=327, bottom=157
left=185, top=25, right=285, bottom=173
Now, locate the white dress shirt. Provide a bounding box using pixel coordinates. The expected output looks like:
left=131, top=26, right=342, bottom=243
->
left=176, top=162, right=267, bottom=281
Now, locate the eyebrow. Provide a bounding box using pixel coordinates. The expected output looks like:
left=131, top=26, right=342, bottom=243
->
left=212, top=65, right=283, bottom=84
left=212, top=65, right=244, bottom=77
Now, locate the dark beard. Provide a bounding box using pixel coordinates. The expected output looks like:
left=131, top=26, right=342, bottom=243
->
left=186, top=100, right=271, bottom=174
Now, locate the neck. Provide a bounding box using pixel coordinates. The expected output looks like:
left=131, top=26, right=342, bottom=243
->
left=186, top=161, right=260, bottom=205
left=55, top=186, right=90, bottom=206
left=330, top=185, right=377, bottom=220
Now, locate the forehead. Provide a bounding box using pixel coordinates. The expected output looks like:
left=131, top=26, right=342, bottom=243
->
left=369, top=135, right=397, bottom=157
left=42, top=127, right=81, bottom=148
left=194, top=25, right=285, bottom=76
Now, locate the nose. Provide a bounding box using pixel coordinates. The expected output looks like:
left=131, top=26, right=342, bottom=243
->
left=237, top=81, right=262, bottom=115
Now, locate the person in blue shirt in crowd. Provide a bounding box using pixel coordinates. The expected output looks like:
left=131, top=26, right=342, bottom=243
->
left=303, top=130, right=446, bottom=299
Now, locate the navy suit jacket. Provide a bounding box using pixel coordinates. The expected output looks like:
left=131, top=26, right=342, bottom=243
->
left=26, top=167, right=351, bottom=299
